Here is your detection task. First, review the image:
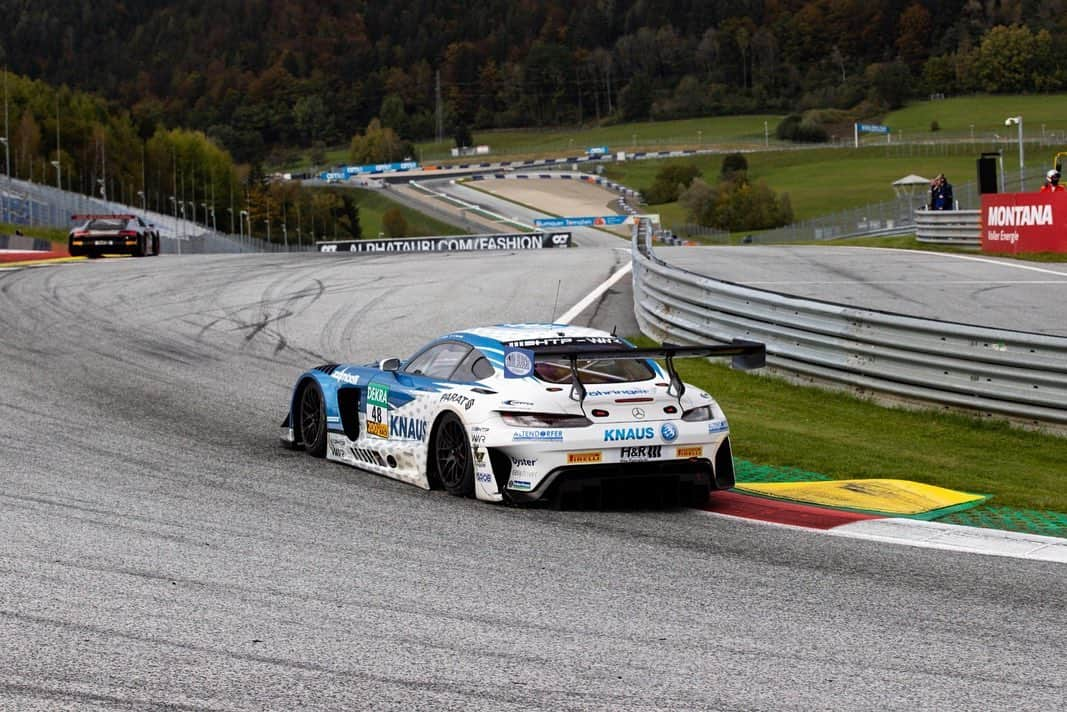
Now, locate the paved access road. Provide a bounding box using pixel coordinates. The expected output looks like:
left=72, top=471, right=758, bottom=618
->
left=657, top=245, right=1067, bottom=336
left=1, top=252, right=1064, bottom=711
left=423, top=178, right=629, bottom=248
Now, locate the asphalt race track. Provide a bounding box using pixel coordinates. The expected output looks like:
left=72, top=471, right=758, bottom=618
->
left=1, top=251, right=1065, bottom=711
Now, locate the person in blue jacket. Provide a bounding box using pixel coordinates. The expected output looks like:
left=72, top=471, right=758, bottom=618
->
left=929, top=174, right=953, bottom=210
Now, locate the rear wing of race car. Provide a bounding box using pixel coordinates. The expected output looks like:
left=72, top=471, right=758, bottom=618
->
left=70, top=214, right=136, bottom=222
left=533, top=339, right=766, bottom=404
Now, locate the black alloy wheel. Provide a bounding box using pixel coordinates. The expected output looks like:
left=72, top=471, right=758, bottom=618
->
left=434, top=413, right=474, bottom=496
left=299, top=382, right=327, bottom=457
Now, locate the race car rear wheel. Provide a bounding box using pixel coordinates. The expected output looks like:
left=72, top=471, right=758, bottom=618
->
left=152, top=235, right=161, bottom=256
left=298, top=381, right=327, bottom=457
left=133, top=236, right=146, bottom=258
left=433, top=413, right=474, bottom=496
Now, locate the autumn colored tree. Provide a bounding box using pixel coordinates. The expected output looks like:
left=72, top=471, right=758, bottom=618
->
left=382, top=207, right=408, bottom=238
left=349, top=119, right=406, bottom=165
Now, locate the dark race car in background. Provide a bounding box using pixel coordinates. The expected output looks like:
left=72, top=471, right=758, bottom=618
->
left=68, top=214, right=160, bottom=258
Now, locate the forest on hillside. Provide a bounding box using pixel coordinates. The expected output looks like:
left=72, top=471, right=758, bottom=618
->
left=2, top=0, right=1066, bottom=165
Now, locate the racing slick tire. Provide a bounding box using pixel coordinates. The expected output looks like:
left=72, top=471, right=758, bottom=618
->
left=133, top=236, right=146, bottom=258
left=152, top=235, right=161, bottom=256
left=297, top=381, right=328, bottom=457
left=432, top=412, right=474, bottom=497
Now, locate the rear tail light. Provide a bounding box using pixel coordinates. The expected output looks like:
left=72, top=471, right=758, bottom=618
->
left=118, top=230, right=138, bottom=237
left=500, top=412, right=592, bottom=428
left=72, top=231, right=89, bottom=238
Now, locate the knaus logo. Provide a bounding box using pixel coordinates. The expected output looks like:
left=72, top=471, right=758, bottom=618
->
left=604, top=426, right=655, bottom=442
left=987, top=204, right=1053, bottom=227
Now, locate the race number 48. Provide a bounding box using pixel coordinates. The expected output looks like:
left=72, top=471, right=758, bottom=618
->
left=366, top=384, right=389, bottom=438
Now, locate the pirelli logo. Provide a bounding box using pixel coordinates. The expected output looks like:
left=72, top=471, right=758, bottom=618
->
left=567, top=451, right=603, bottom=464
left=676, top=446, right=703, bottom=458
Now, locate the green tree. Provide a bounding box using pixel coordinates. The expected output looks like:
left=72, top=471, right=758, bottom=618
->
left=349, top=118, right=406, bottom=164
left=619, top=73, right=654, bottom=122
left=379, top=94, right=408, bottom=136
left=453, top=123, right=473, bottom=149
left=293, top=94, right=334, bottom=144
left=680, top=176, right=793, bottom=231
left=333, top=191, right=362, bottom=239
left=973, top=25, right=1042, bottom=93
left=720, top=153, right=748, bottom=180
left=865, top=61, right=913, bottom=109
left=644, top=163, right=702, bottom=204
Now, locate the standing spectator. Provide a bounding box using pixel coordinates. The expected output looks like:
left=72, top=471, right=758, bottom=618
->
left=929, top=174, right=954, bottom=210
left=1040, top=169, right=1064, bottom=192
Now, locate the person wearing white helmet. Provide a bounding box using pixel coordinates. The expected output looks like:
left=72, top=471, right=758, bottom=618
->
left=1040, top=168, right=1064, bottom=192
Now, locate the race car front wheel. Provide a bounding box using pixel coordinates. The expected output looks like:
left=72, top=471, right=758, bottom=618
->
left=433, top=412, right=474, bottom=496
left=298, top=381, right=327, bottom=457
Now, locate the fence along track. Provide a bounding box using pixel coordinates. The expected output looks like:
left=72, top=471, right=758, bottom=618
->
left=631, top=223, right=1067, bottom=424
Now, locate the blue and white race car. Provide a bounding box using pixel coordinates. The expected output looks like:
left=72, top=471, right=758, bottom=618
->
left=281, top=324, right=764, bottom=507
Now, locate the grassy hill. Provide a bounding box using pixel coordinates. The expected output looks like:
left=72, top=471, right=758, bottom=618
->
left=292, top=114, right=787, bottom=171
left=605, top=145, right=987, bottom=223
left=605, top=94, right=1067, bottom=226
left=297, top=93, right=1067, bottom=231
left=883, top=94, right=1067, bottom=137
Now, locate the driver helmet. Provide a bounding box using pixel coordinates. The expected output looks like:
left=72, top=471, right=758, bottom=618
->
left=1048, top=169, right=1060, bottom=181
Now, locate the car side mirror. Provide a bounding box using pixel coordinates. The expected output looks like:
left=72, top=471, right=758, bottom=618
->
left=378, top=357, right=401, bottom=372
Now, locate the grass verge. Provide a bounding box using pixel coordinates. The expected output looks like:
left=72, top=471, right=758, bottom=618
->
left=334, top=188, right=465, bottom=238
left=629, top=336, right=1067, bottom=512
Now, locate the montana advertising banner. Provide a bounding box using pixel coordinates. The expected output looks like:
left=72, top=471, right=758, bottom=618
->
left=981, top=192, right=1067, bottom=254
left=316, top=232, right=572, bottom=254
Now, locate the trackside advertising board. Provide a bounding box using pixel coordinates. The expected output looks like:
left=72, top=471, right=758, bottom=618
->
left=316, top=232, right=572, bottom=254
left=981, top=192, right=1067, bottom=254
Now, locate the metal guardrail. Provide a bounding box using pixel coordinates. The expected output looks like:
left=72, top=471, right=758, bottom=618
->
left=631, top=222, right=1067, bottom=424
left=915, top=209, right=981, bottom=245
left=1, top=177, right=310, bottom=253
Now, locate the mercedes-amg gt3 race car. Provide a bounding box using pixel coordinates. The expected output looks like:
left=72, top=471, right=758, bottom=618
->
left=281, top=324, right=765, bottom=507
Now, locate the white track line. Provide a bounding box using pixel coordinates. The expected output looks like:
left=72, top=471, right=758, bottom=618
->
left=828, top=518, right=1067, bottom=563
left=871, top=247, right=1067, bottom=277
left=556, top=261, right=632, bottom=324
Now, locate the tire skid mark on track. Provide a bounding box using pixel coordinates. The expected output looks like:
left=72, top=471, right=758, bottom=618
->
left=0, top=682, right=222, bottom=712
left=3, top=252, right=1065, bottom=710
